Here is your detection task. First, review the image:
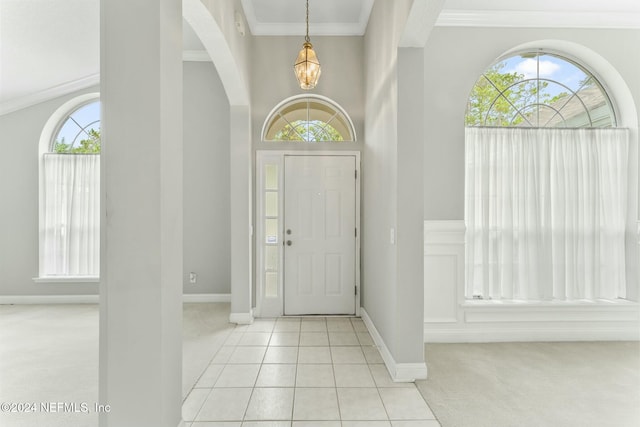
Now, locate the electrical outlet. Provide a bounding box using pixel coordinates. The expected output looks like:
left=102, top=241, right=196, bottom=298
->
left=189, top=272, right=197, bottom=284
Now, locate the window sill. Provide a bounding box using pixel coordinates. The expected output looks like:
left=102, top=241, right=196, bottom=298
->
left=461, top=298, right=638, bottom=308
left=459, top=299, right=639, bottom=323
left=33, top=276, right=99, bottom=284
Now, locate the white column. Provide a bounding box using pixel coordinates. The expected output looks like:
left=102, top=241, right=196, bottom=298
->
left=99, top=0, right=183, bottom=426
left=229, top=105, right=253, bottom=323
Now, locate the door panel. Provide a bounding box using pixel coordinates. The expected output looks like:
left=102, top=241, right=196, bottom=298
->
left=284, top=155, right=356, bottom=315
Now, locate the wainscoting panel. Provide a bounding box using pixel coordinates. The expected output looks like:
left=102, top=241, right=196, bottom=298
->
left=423, top=221, right=465, bottom=324
left=423, top=220, right=640, bottom=342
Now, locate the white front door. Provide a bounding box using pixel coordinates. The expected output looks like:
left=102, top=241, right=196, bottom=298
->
left=283, top=155, right=357, bottom=315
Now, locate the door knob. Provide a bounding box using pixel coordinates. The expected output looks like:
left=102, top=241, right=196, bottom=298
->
left=286, top=229, right=292, bottom=235
left=286, top=240, right=292, bottom=246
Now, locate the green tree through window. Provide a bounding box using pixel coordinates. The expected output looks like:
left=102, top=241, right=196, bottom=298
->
left=273, top=120, right=344, bottom=142
left=466, top=63, right=566, bottom=127
left=465, top=52, right=615, bottom=128
left=263, top=95, right=355, bottom=142
left=54, top=129, right=101, bottom=154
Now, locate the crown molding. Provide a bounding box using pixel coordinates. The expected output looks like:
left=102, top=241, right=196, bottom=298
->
left=1, top=51, right=216, bottom=116
left=0, top=74, right=100, bottom=116
left=242, top=22, right=368, bottom=37
left=436, top=10, right=640, bottom=29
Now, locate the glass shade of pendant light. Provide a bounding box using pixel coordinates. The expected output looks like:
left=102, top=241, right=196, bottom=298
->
left=294, top=0, right=321, bottom=90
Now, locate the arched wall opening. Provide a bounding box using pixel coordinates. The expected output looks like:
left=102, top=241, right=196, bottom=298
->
left=182, top=0, right=254, bottom=322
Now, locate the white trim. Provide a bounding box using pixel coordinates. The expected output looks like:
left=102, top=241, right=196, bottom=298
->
left=400, top=0, right=446, bottom=48
left=424, top=220, right=465, bottom=245
left=423, top=220, right=466, bottom=233
left=33, top=276, right=100, bottom=284
left=395, top=363, right=429, bottom=383
left=424, top=324, right=640, bottom=343
left=182, top=293, right=231, bottom=303
left=261, top=94, right=357, bottom=142
left=361, top=308, right=428, bottom=382
left=0, top=74, right=100, bottom=117
left=424, top=220, right=465, bottom=325
left=229, top=310, right=254, bottom=325
left=183, top=0, right=249, bottom=106
left=462, top=301, right=640, bottom=323
left=240, top=0, right=374, bottom=36
left=0, top=295, right=99, bottom=305
left=240, top=22, right=370, bottom=36
left=0, top=293, right=233, bottom=305
left=435, top=10, right=640, bottom=29
left=182, top=50, right=212, bottom=62
left=423, top=219, right=640, bottom=342
left=255, top=151, right=361, bottom=318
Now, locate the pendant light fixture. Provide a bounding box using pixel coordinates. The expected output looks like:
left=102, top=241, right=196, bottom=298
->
left=294, top=0, right=321, bottom=90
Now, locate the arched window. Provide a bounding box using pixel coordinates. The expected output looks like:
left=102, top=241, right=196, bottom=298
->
left=262, top=95, right=356, bottom=142
left=52, top=100, right=101, bottom=153
left=466, top=52, right=616, bottom=128
left=38, top=94, right=101, bottom=280
left=464, top=51, right=628, bottom=302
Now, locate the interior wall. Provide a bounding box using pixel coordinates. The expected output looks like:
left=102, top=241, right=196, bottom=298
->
left=183, top=61, right=231, bottom=295
left=422, top=26, right=640, bottom=220
left=248, top=35, right=365, bottom=308
left=0, top=62, right=231, bottom=297
left=198, top=0, right=253, bottom=106
left=0, top=85, right=101, bottom=296
left=422, top=26, right=640, bottom=338
left=250, top=36, right=365, bottom=145
left=362, top=0, right=413, bottom=360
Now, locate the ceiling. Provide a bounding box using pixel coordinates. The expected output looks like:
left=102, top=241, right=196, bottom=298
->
left=1, top=0, right=639, bottom=115
left=241, top=0, right=374, bottom=36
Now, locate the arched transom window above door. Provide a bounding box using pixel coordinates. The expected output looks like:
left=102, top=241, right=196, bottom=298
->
left=465, top=51, right=616, bottom=128
left=262, top=95, right=356, bottom=142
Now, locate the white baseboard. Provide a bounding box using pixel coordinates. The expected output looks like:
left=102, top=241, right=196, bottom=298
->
left=395, top=363, right=429, bottom=382
left=361, top=308, right=428, bottom=382
left=0, top=295, right=99, bottom=304
left=229, top=310, right=254, bottom=325
left=0, top=294, right=232, bottom=305
left=425, top=301, right=640, bottom=342
left=424, top=324, right=640, bottom=343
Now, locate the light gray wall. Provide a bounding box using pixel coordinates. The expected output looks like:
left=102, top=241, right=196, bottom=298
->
left=423, top=27, right=640, bottom=220
left=0, top=85, right=101, bottom=296
left=250, top=36, right=364, bottom=145
left=363, top=0, right=420, bottom=363
left=183, top=61, right=231, bottom=295
left=423, top=27, right=640, bottom=300
left=248, top=35, right=365, bottom=307
left=0, top=62, right=231, bottom=296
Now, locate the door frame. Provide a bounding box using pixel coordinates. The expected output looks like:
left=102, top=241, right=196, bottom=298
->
left=255, top=150, right=361, bottom=318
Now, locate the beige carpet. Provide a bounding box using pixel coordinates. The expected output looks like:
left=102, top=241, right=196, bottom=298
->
left=416, top=341, right=640, bottom=427
left=0, top=303, right=233, bottom=427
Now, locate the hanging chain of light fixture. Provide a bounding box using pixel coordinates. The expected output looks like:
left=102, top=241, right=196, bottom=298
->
left=304, top=0, right=310, bottom=44
left=293, top=0, right=321, bottom=90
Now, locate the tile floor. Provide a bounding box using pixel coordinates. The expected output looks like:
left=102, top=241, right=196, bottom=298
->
left=182, top=317, right=441, bottom=427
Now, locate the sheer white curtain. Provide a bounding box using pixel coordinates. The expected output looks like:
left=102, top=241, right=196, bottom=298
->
left=42, top=154, right=100, bottom=276
left=465, top=127, right=628, bottom=300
